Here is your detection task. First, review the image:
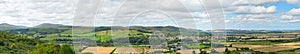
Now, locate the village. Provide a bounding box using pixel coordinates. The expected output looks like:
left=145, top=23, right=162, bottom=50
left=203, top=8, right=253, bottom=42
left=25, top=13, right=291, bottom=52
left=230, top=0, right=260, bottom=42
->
left=78, top=32, right=300, bottom=54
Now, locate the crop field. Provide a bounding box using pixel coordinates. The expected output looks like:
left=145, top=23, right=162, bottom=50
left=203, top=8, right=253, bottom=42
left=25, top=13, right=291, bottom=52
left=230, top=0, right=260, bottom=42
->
left=113, top=47, right=144, bottom=54
left=81, top=47, right=116, bottom=54
left=232, top=44, right=271, bottom=49
left=275, top=42, right=300, bottom=46
left=98, top=47, right=116, bottom=54
left=253, top=46, right=300, bottom=52
left=230, top=41, right=282, bottom=45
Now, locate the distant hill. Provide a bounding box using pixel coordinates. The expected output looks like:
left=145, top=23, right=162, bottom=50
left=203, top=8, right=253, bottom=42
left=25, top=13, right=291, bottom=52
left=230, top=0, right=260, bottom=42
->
left=0, top=23, right=27, bottom=30
left=0, top=23, right=205, bottom=36
left=127, top=26, right=200, bottom=36
left=2, top=23, right=72, bottom=35
left=34, top=23, right=71, bottom=28
left=205, top=29, right=287, bottom=34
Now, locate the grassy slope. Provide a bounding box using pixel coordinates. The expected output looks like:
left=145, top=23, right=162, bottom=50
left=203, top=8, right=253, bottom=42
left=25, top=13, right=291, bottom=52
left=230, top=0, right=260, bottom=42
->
left=186, top=45, right=210, bottom=49
left=40, top=30, right=151, bottom=42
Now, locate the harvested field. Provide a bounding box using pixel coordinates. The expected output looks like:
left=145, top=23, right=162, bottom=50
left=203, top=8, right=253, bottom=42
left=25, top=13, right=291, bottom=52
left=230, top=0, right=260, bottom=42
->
left=214, top=47, right=236, bottom=52
left=232, top=44, right=270, bottom=49
left=266, top=38, right=295, bottom=40
left=176, top=49, right=200, bottom=54
left=98, top=47, right=116, bottom=54
left=81, top=47, right=116, bottom=54
left=81, top=47, right=99, bottom=54
left=253, top=46, right=300, bottom=52
left=249, top=39, right=266, bottom=41
left=206, top=47, right=236, bottom=53
left=113, top=47, right=144, bottom=54
left=275, top=42, right=300, bottom=46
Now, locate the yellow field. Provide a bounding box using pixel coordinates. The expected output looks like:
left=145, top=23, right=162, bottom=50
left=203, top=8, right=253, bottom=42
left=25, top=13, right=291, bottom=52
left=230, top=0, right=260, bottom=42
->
left=266, top=38, right=295, bottom=40
left=98, top=47, right=116, bottom=54
left=113, top=47, right=144, bottom=54
left=253, top=46, right=300, bottom=52
left=176, top=49, right=200, bottom=54
left=232, top=44, right=271, bottom=49
left=81, top=47, right=116, bottom=54
left=275, top=42, right=300, bottom=46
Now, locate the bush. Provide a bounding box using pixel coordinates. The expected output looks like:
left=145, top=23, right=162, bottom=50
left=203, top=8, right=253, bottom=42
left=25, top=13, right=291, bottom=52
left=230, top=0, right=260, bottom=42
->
left=29, top=42, right=75, bottom=54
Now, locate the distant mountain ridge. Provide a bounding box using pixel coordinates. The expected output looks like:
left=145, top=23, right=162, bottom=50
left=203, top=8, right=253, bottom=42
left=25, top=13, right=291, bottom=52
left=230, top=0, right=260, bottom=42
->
left=2, top=23, right=300, bottom=35
left=34, top=23, right=70, bottom=28
left=1, top=23, right=199, bottom=35
left=0, top=23, right=27, bottom=30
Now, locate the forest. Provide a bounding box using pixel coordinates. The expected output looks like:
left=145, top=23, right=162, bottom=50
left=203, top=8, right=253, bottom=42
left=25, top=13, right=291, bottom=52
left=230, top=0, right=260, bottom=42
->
left=0, top=32, right=74, bottom=54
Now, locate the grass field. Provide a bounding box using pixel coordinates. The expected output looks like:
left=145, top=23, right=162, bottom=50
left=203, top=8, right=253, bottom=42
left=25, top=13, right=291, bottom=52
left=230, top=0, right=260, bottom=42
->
left=230, top=41, right=281, bottom=45
left=39, top=37, right=72, bottom=41
left=186, top=45, right=210, bottom=49
left=40, top=30, right=152, bottom=42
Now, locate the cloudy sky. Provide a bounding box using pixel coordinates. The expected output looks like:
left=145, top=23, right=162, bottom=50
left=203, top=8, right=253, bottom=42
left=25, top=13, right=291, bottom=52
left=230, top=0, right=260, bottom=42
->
left=0, top=0, right=300, bottom=30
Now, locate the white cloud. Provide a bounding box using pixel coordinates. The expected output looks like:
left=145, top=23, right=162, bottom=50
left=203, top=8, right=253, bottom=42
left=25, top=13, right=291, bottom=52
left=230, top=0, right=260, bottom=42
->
left=98, top=0, right=207, bottom=29
left=227, top=14, right=275, bottom=24
left=281, top=15, right=294, bottom=19
left=225, top=0, right=278, bottom=25
left=280, top=8, right=300, bottom=23
left=1, top=0, right=298, bottom=30
left=0, top=0, right=211, bottom=27
left=282, top=19, right=300, bottom=23
left=249, top=14, right=275, bottom=19
left=232, top=0, right=281, bottom=5
left=287, top=8, right=300, bottom=16
left=234, top=6, right=276, bottom=14
left=0, top=0, right=74, bottom=27
left=286, top=0, right=300, bottom=6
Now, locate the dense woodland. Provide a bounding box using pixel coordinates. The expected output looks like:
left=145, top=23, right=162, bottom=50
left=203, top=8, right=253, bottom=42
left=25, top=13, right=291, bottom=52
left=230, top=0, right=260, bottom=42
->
left=0, top=32, right=74, bottom=54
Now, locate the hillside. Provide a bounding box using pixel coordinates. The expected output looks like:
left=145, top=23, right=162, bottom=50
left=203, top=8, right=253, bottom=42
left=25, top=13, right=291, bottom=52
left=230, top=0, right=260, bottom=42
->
left=1, top=23, right=200, bottom=36
left=34, top=23, right=72, bottom=28
left=0, top=23, right=27, bottom=30
left=0, top=32, right=39, bottom=53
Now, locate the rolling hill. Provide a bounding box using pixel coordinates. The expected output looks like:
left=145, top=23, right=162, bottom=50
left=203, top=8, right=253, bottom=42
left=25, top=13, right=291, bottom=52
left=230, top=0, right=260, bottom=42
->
left=0, top=23, right=27, bottom=30
left=0, top=23, right=206, bottom=37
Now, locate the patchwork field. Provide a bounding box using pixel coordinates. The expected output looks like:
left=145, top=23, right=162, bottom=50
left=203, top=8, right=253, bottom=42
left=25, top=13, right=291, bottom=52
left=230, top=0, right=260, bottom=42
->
left=253, top=46, right=300, bottom=52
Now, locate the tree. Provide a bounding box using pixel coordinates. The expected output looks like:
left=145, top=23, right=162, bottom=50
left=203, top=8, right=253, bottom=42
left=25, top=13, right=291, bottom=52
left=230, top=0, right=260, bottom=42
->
left=192, top=50, right=196, bottom=54
left=229, top=44, right=232, bottom=47
left=225, top=47, right=229, bottom=54
left=29, top=42, right=75, bottom=54
left=0, top=32, right=39, bottom=54
left=59, top=45, right=75, bottom=54
left=200, top=50, right=207, bottom=54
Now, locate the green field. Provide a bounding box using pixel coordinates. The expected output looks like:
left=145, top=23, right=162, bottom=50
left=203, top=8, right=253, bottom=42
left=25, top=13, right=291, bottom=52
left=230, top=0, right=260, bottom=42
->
left=40, top=30, right=152, bottom=42
left=230, top=42, right=282, bottom=45
left=186, top=45, right=210, bottom=49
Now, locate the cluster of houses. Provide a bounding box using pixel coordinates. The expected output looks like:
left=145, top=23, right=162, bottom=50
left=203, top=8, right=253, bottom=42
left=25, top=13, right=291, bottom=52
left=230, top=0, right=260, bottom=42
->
left=227, top=33, right=300, bottom=42
left=80, top=46, right=243, bottom=54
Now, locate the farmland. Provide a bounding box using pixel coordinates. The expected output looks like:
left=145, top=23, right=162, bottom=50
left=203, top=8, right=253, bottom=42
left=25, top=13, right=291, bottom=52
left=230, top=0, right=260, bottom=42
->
left=2, top=23, right=300, bottom=54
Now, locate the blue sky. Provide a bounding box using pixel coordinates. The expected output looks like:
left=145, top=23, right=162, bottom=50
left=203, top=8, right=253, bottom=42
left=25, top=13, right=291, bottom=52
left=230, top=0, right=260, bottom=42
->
left=265, top=2, right=300, bottom=12
left=224, top=0, right=300, bottom=30
left=226, top=2, right=300, bottom=19
left=0, top=0, right=300, bottom=30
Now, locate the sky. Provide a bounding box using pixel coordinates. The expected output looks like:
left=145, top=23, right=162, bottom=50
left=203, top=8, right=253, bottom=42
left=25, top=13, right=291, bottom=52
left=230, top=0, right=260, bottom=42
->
left=0, top=0, right=300, bottom=30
